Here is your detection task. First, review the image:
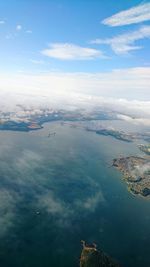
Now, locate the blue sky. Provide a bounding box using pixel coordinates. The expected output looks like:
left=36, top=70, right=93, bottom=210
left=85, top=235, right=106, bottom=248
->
left=0, top=0, right=150, bottom=105
left=0, top=0, right=150, bottom=73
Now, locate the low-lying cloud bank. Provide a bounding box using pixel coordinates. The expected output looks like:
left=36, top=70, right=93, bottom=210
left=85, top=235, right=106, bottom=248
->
left=0, top=67, right=150, bottom=122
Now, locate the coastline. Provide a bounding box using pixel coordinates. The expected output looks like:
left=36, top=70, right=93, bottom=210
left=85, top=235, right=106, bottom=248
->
left=112, top=156, right=150, bottom=199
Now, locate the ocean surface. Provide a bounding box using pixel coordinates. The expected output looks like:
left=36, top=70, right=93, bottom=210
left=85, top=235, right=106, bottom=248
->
left=0, top=121, right=150, bottom=267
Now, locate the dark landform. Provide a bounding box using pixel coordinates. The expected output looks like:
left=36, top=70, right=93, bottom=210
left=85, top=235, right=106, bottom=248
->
left=0, top=107, right=150, bottom=147
left=90, top=129, right=133, bottom=142
left=113, top=156, right=150, bottom=197
left=0, top=109, right=119, bottom=132
left=0, top=121, right=43, bottom=132
left=80, top=241, right=122, bottom=267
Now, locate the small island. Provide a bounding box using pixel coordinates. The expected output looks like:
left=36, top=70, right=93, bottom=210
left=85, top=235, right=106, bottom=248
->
left=80, top=241, right=122, bottom=267
left=113, top=156, right=150, bottom=197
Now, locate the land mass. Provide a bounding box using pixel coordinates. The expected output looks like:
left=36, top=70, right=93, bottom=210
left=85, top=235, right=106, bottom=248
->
left=0, top=108, right=119, bottom=132
left=113, top=156, right=150, bottom=197
left=80, top=241, right=122, bottom=267
left=94, top=129, right=133, bottom=142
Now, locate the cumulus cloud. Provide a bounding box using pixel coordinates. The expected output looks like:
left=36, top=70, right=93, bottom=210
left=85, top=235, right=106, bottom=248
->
left=134, top=162, right=150, bottom=177
left=117, top=114, right=150, bottom=126
left=41, top=43, right=105, bottom=60
left=16, top=24, right=22, bottom=31
left=102, top=2, right=150, bottom=26
left=91, top=25, right=150, bottom=55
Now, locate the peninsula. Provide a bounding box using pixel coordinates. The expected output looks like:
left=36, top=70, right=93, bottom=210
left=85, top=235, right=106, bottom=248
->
left=113, top=156, right=150, bottom=197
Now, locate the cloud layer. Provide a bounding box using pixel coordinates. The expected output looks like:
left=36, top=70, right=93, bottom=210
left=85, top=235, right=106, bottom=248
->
left=0, top=67, right=150, bottom=122
left=102, top=3, right=150, bottom=26
left=0, top=67, right=149, bottom=99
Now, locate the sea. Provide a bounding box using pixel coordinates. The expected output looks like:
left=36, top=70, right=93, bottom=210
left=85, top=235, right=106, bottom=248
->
left=0, top=121, right=150, bottom=267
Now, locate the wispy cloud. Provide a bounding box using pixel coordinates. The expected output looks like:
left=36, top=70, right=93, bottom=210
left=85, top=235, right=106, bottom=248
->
left=91, top=25, right=150, bottom=55
left=41, top=43, right=105, bottom=60
left=30, top=59, right=45, bottom=64
left=76, top=191, right=105, bottom=212
left=102, top=2, right=150, bottom=26
left=26, top=30, right=32, bottom=34
left=0, top=189, right=17, bottom=237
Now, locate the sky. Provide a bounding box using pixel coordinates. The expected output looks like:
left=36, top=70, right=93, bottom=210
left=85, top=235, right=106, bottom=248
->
left=0, top=0, right=150, bottom=106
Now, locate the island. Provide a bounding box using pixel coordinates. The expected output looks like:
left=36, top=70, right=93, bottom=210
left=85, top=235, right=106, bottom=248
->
left=113, top=156, right=150, bottom=197
left=80, top=241, right=122, bottom=267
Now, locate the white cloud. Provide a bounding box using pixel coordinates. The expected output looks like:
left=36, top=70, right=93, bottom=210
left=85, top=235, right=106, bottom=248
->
left=0, top=20, right=5, bottom=24
left=0, top=67, right=150, bottom=120
left=16, top=24, right=22, bottom=31
left=81, top=191, right=105, bottom=211
left=39, top=193, right=69, bottom=215
left=102, top=2, right=150, bottom=26
left=91, top=25, right=150, bottom=54
left=0, top=67, right=150, bottom=99
left=0, top=67, right=150, bottom=121
left=41, top=43, right=105, bottom=60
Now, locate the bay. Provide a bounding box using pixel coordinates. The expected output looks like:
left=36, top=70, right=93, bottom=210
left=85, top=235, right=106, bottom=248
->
left=0, top=122, right=150, bottom=267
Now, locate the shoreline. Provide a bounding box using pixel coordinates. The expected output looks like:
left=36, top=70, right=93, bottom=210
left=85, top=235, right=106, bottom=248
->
left=113, top=156, right=150, bottom=199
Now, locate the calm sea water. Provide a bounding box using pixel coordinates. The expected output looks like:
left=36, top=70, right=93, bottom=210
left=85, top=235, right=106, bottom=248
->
left=0, top=121, right=150, bottom=267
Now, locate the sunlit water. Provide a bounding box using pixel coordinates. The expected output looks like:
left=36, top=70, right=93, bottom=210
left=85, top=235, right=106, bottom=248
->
left=0, top=121, right=150, bottom=267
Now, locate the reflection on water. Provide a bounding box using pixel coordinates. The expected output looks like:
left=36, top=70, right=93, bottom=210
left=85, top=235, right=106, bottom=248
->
left=0, top=122, right=150, bottom=267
